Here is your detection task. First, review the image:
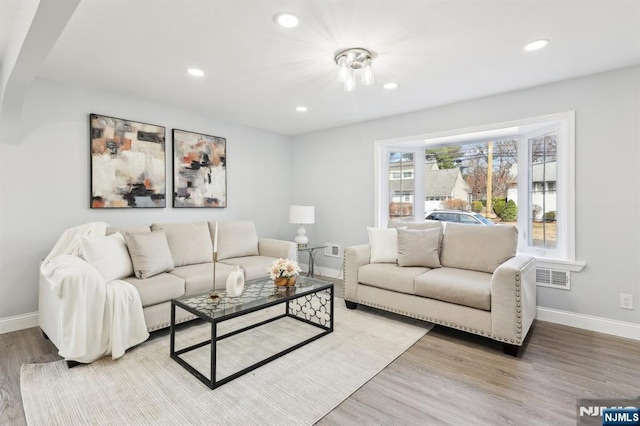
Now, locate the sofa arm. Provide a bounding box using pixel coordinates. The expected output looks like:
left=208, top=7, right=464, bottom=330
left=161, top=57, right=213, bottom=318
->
left=258, top=238, right=297, bottom=262
left=490, top=255, right=536, bottom=346
left=343, top=244, right=371, bottom=301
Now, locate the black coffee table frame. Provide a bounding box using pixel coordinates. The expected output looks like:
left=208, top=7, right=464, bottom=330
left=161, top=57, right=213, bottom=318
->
left=170, top=278, right=334, bottom=389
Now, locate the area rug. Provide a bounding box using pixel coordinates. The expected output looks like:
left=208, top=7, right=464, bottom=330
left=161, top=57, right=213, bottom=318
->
left=21, top=300, right=431, bottom=425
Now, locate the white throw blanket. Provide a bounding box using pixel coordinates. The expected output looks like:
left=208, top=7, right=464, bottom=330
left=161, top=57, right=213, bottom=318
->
left=41, top=222, right=149, bottom=363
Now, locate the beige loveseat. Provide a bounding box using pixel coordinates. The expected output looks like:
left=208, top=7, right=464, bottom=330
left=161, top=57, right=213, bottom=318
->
left=344, top=220, right=536, bottom=356
left=39, top=220, right=296, bottom=351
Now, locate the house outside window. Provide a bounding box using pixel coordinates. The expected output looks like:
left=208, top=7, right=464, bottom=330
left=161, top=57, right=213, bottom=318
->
left=388, top=152, right=414, bottom=219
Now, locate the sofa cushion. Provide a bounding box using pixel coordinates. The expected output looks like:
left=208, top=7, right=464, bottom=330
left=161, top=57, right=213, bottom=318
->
left=212, top=221, right=260, bottom=261
left=124, top=230, right=175, bottom=279
left=358, top=263, right=429, bottom=295
left=440, top=223, right=517, bottom=273
left=219, top=255, right=274, bottom=281
left=169, top=262, right=237, bottom=294
left=79, top=232, right=134, bottom=282
left=106, top=224, right=151, bottom=236
left=388, top=219, right=442, bottom=231
left=367, top=227, right=397, bottom=263
left=124, top=273, right=185, bottom=308
left=397, top=228, right=442, bottom=268
left=414, top=267, right=492, bottom=311
left=151, top=222, right=213, bottom=267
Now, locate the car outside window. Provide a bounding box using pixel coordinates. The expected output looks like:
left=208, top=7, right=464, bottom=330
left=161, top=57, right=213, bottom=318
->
left=459, top=214, right=478, bottom=224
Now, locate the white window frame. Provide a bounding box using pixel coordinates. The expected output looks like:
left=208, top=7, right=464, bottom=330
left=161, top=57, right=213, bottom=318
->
left=374, top=111, right=584, bottom=272
left=375, top=147, right=424, bottom=226
left=518, top=124, right=563, bottom=260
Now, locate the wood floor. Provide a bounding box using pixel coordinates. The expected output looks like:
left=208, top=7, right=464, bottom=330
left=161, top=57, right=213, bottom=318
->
left=2, top=280, right=638, bottom=425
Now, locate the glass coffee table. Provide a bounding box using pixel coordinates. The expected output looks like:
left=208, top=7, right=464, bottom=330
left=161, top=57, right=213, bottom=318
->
left=170, top=276, right=334, bottom=389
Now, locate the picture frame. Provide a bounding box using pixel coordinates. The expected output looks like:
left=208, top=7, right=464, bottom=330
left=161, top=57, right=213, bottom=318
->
left=90, top=113, right=166, bottom=208
left=172, top=129, right=227, bottom=208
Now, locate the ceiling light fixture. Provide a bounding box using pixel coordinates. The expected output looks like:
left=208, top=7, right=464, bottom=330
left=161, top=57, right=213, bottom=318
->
left=295, top=106, right=308, bottom=112
left=524, top=39, right=549, bottom=52
left=334, top=47, right=377, bottom=92
left=187, top=68, right=204, bottom=77
left=383, top=82, right=398, bottom=90
left=274, top=13, right=299, bottom=28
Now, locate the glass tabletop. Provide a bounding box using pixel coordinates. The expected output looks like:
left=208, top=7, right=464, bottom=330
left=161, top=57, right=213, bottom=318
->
left=174, top=276, right=332, bottom=320
left=298, top=245, right=327, bottom=252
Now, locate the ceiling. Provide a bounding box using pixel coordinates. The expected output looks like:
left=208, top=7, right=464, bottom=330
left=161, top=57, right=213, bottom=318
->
left=6, top=0, right=640, bottom=135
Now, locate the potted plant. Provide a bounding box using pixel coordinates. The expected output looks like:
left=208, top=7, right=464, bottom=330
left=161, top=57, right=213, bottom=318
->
left=268, top=258, right=301, bottom=287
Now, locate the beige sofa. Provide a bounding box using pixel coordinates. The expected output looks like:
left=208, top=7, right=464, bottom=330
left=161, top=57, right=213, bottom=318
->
left=39, top=220, right=296, bottom=351
left=344, top=220, right=536, bottom=356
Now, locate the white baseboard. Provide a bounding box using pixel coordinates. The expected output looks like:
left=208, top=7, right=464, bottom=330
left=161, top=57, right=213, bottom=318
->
left=3, top=298, right=635, bottom=342
left=0, top=311, right=39, bottom=335
left=536, top=307, right=640, bottom=341
left=299, top=263, right=343, bottom=280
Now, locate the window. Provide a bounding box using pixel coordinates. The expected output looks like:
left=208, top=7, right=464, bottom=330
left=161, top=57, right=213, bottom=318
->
left=528, top=130, right=557, bottom=249
left=459, top=214, right=478, bottom=224
left=388, top=152, right=414, bottom=219
left=375, top=112, right=581, bottom=270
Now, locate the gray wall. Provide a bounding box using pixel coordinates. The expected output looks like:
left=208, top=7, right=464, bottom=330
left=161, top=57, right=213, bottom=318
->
left=0, top=78, right=292, bottom=319
left=291, top=65, right=640, bottom=324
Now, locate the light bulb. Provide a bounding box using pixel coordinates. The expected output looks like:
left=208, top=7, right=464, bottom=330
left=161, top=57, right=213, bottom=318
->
left=524, top=39, right=549, bottom=51
left=337, top=56, right=349, bottom=83
left=274, top=13, right=299, bottom=28
left=361, top=59, right=374, bottom=85
left=344, top=69, right=356, bottom=92
left=187, top=68, right=204, bottom=77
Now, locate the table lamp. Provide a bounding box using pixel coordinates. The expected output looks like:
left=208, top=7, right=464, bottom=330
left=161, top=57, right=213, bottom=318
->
left=289, top=205, right=315, bottom=249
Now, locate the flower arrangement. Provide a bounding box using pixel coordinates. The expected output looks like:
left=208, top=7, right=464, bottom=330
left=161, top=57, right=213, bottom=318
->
left=268, top=258, right=301, bottom=280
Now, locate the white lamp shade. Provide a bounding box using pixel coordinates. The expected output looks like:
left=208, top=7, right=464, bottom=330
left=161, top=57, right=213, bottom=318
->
left=289, top=205, right=315, bottom=224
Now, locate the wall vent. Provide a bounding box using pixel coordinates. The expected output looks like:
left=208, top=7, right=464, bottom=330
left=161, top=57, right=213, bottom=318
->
left=324, top=243, right=341, bottom=258
left=536, top=268, right=570, bottom=290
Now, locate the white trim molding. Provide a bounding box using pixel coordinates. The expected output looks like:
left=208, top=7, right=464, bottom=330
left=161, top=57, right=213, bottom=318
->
left=536, top=307, right=640, bottom=341
left=535, top=257, right=585, bottom=272
left=0, top=311, right=38, bottom=335
left=299, top=263, right=343, bottom=281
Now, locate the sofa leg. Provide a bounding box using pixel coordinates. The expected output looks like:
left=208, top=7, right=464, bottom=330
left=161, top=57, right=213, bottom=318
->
left=66, top=360, right=83, bottom=369
left=502, top=343, right=520, bottom=357
left=345, top=300, right=358, bottom=310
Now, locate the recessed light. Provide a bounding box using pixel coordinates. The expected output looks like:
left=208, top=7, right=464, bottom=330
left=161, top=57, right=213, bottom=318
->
left=187, top=68, right=204, bottom=77
left=274, top=13, right=299, bottom=28
left=524, top=39, right=549, bottom=52
left=383, top=82, right=398, bottom=90
left=296, top=106, right=308, bottom=112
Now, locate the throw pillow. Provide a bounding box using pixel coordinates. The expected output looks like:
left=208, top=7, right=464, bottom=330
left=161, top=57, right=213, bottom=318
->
left=79, top=232, right=134, bottom=282
left=388, top=219, right=443, bottom=231
left=397, top=228, right=442, bottom=268
left=367, top=227, right=398, bottom=263
left=124, top=230, right=175, bottom=279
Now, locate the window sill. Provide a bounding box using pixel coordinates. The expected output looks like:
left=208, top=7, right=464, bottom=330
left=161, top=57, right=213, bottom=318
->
left=527, top=256, right=585, bottom=272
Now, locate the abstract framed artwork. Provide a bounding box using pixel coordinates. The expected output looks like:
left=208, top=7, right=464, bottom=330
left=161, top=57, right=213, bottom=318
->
left=90, top=113, right=166, bottom=208
left=172, top=129, right=227, bottom=208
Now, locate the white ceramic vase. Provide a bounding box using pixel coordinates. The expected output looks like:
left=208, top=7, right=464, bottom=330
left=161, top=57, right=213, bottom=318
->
left=225, top=265, right=245, bottom=297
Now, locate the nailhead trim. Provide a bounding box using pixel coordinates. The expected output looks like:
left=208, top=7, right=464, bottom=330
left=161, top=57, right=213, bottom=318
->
left=351, top=299, right=492, bottom=338
left=147, top=314, right=197, bottom=333
left=345, top=254, right=535, bottom=347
